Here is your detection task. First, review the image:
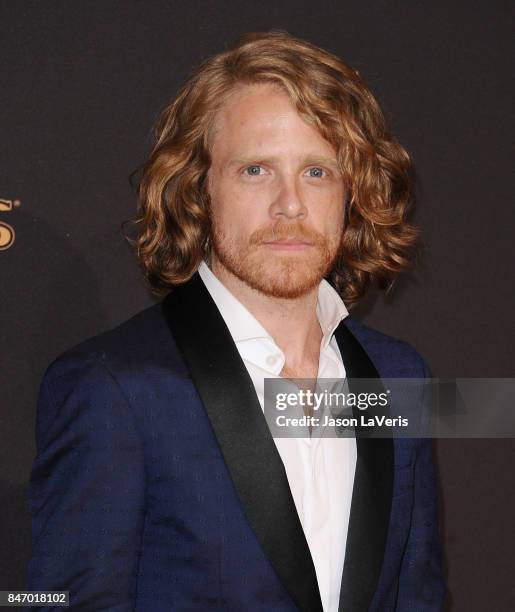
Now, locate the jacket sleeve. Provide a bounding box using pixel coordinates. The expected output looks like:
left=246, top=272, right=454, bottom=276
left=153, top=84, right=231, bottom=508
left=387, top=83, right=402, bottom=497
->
left=396, top=356, right=446, bottom=611
left=26, top=352, right=146, bottom=611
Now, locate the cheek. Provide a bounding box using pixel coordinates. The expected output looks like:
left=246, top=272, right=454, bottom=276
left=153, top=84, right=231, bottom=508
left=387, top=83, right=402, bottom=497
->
left=211, top=202, right=254, bottom=243
left=311, top=192, right=345, bottom=230
left=213, top=187, right=268, bottom=232
left=329, top=191, right=346, bottom=228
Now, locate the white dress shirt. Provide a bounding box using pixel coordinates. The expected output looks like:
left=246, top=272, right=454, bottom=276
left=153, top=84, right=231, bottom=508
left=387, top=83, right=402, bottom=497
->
left=197, top=260, right=357, bottom=612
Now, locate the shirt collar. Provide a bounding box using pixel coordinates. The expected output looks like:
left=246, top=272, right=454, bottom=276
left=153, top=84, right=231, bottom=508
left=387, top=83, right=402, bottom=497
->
left=198, top=260, right=272, bottom=343
left=316, top=278, right=349, bottom=349
left=197, top=259, right=349, bottom=357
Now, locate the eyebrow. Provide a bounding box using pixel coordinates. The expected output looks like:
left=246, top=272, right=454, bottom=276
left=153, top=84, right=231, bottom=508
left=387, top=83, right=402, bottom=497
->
left=226, top=154, right=341, bottom=170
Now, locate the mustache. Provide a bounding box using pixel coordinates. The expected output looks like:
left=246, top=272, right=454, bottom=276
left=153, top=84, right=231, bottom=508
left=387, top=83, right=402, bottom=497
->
left=249, top=223, right=327, bottom=246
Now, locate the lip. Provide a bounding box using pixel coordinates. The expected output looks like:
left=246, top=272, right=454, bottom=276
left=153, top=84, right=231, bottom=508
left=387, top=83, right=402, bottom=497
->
left=263, top=239, right=312, bottom=251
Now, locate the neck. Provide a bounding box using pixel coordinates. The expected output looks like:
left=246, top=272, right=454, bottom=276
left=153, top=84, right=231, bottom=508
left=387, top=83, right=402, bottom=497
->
left=209, top=258, right=323, bottom=373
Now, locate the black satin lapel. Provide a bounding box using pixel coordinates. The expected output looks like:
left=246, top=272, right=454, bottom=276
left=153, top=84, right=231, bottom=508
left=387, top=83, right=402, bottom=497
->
left=161, top=273, right=323, bottom=612
left=334, top=320, right=394, bottom=612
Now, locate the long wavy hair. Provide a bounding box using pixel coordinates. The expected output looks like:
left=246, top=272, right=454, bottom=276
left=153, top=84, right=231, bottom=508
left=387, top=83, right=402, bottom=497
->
left=125, top=30, right=419, bottom=309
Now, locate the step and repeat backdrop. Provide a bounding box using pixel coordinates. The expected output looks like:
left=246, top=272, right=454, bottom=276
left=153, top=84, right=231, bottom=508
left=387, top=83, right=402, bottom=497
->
left=1, top=1, right=514, bottom=610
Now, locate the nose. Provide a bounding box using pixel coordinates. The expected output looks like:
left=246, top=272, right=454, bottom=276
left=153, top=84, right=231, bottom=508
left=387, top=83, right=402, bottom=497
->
left=269, top=173, right=307, bottom=220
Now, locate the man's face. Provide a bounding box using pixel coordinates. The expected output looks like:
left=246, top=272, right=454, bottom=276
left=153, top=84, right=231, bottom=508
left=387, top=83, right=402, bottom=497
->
left=206, top=82, right=347, bottom=299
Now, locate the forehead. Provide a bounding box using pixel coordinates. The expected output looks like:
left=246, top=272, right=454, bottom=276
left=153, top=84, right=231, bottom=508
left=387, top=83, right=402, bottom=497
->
left=208, top=82, right=335, bottom=157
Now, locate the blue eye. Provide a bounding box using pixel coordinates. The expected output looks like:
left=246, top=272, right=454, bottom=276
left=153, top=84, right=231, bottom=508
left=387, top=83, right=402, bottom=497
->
left=308, top=167, right=326, bottom=178
left=244, top=165, right=263, bottom=176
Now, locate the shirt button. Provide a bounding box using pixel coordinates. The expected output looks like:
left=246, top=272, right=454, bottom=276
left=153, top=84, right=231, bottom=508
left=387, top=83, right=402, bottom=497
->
left=266, top=355, right=278, bottom=366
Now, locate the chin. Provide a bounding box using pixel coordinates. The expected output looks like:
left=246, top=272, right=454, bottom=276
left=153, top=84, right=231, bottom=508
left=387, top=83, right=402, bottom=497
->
left=212, top=237, right=339, bottom=299
left=237, top=254, right=329, bottom=299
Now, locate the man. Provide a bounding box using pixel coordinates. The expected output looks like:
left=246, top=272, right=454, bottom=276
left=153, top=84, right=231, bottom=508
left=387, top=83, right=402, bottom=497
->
left=27, top=31, right=445, bottom=611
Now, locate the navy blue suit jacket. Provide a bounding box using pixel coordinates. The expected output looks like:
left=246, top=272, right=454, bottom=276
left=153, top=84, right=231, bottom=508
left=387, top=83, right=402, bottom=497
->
left=26, top=273, right=445, bottom=611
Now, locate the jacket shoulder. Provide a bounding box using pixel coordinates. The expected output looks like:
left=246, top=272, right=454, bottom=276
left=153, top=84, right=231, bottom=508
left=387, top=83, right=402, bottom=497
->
left=342, top=316, right=431, bottom=378
left=41, top=299, right=185, bottom=383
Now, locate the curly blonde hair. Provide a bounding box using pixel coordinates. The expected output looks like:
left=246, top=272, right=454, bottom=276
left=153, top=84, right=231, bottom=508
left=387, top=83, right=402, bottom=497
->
left=126, top=30, right=419, bottom=308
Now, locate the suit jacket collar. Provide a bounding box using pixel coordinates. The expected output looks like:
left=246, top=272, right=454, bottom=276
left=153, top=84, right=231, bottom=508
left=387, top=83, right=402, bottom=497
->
left=197, top=259, right=349, bottom=349
left=161, top=272, right=393, bottom=612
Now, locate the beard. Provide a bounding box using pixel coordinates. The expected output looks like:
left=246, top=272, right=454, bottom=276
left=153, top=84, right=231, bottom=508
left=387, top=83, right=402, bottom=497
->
left=209, top=219, right=342, bottom=299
